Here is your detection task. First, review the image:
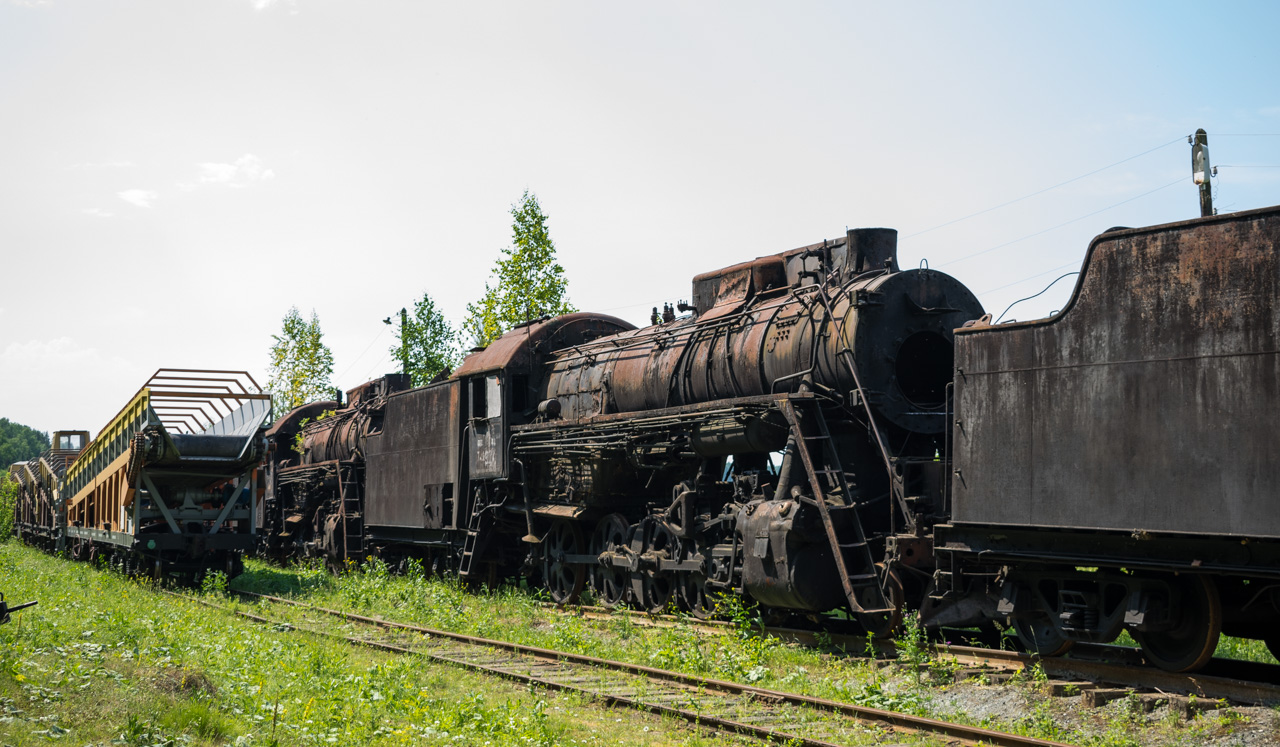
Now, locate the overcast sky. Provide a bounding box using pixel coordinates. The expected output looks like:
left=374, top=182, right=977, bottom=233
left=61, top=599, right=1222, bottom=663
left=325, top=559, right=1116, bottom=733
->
left=3, top=0, right=1279, bottom=437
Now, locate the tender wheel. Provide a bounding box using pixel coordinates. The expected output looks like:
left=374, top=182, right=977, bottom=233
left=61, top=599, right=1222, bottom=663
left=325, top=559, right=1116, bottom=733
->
left=542, top=519, right=586, bottom=605
left=1012, top=608, right=1074, bottom=657
left=591, top=514, right=631, bottom=608
left=630, top=517, right=676, bottom=613
left=677, top=538, right=715, bottom=620
left=1133, top=575, right=1221, bottom=673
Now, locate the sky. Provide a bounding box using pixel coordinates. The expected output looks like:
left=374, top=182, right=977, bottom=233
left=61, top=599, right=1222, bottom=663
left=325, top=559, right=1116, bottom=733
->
left=2, top=0, right=1279, bottom=437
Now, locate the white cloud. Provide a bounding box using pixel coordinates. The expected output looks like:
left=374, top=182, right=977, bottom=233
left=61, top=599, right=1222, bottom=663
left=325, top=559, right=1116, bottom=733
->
left=82, top=207, right=114, bottom=218
left=117, top=189, right=158, bottom=208
left=250, top=0, right=297, bottom=11
left=196, top=154, right=275, bottom=187
left=8, top=1, right=52, bottom=7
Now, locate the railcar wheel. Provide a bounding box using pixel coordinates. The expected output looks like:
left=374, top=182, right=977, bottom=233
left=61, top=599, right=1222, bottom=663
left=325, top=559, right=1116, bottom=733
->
left=542, top=519, right=586, bottom=604
left=591, top=514, right=631, bottom=608
left=1012, top=609, right=1074, bottom=657
left=630, top=517, right=676, bottom=613
left=1133, top=575, right=1221, bottom=673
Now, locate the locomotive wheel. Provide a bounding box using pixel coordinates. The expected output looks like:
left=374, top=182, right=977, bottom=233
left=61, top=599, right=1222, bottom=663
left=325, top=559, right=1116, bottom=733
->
left=1012, top=608, right=1074, bottom=657
left=542, top=519, right=586, bottom=604
left=677, top=538, right=715, bottom=620
left=630, top=517, right=676, bottom=613
left=591, top=514, right=631, bottom=608
left=1133, top=575, right=1222, bottom=673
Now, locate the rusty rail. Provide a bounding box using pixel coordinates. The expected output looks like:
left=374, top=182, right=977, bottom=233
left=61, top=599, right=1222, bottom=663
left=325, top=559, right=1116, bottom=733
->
left=538, top=600, right=1280, bottom=706
left=189, top=590, right=1076, bottom=747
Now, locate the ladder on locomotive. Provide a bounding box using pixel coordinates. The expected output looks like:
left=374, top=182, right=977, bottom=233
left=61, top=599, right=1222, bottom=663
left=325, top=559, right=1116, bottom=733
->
left=779, top=398, right=891, bottom=615
left=338, top=463, right=364, bottom=562
left=457, top=490, right=492, bottom=578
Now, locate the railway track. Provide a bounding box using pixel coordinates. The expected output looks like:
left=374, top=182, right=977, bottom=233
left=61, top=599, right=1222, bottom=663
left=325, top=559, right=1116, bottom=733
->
left=175, top=589, right=1074, bottom=747
left=539, top=599, right=1280, bottom=707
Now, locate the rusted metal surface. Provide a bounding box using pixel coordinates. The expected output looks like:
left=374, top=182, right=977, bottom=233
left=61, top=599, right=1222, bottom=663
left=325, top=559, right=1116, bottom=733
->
left=366, top=380, right=461, bottom=529
left=451, top=313, right=636, bottom=379
left=545, top=230, right=981, bottom=437
left=952, top=205, right=1280, bottom=537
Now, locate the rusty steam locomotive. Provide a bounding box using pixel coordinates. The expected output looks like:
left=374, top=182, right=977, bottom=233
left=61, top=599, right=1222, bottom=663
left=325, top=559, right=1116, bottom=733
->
left=264, top=227, right=980, bottom=638
left=260, top=204, right=1280, bottom=673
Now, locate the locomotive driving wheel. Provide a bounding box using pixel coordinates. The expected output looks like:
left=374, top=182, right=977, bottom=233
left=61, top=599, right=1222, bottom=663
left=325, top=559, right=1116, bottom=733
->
left=542, top=519, right=586, bottom=604
left=677, top=537, right=716, bottom=620
left=1133, top=575, right=1222, bottom=673
left=590, top=514, right=631, bottom=608
left=630, top=517, right=676, bottom=613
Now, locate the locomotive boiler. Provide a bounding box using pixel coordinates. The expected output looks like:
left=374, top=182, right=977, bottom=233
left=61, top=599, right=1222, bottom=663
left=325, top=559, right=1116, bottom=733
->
left=264, top=227, right=984, bottom=634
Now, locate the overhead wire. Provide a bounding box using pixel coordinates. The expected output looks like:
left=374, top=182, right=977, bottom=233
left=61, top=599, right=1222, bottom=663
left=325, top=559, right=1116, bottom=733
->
left=904, top=136, right=1186, bottom=239
left=586, top=137, right=1196, bottom=317
left=978, top=259, right=1083, bottom=296
left=937, top=175, right=1186, bottom=269
left=361, top=350, right=394, bottom=384
left=335, top=325, right=391, bottom=382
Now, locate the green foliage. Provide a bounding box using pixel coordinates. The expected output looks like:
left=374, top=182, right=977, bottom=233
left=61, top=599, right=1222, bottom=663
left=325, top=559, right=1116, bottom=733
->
left=391, top=292, right=462, bottom=387
left=895, top=612, right=930, bottom=673
left=0, top=545, right=582, bottom=746
left=291, top=409, right=335, bottom=458
left=841, top=676, right=926, bottom=714
left=267, top=306, right=335, bottom=417
left=200, top=570, right=228, bottom=596
left=0, top=418, right=49, bottom=468
left=0, top=473, right=16, bottom=541
left=463, top=190, right=575, bottom=347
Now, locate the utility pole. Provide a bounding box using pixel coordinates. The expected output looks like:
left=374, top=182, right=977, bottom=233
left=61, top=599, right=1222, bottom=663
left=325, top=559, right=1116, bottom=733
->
left=400, top=307, right=408, bottom=376
left=1191, top=129, right=1216, bottom=218
left=383, top=307, right=409, bottom=377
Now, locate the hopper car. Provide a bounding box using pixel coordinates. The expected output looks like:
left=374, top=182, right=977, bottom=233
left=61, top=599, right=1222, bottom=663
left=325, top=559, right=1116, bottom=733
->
left=10, top=369, right=271, bottom=581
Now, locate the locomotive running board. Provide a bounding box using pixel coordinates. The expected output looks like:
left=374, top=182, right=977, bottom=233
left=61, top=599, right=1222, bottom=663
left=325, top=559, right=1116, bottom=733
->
left=778, top=398, right=893, bottom=617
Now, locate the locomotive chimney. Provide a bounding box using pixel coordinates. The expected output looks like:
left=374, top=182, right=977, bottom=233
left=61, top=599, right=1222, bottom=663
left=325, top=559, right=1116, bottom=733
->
left=846, top=228, right=899, bottom=275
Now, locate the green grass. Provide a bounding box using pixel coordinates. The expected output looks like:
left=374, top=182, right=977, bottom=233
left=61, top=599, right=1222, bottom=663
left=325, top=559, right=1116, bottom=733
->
left=229, top=556, right=1278, bottom=746
left=4, top=543, right=1276, bottom=746
left=0, top=543, right=767, bottom=746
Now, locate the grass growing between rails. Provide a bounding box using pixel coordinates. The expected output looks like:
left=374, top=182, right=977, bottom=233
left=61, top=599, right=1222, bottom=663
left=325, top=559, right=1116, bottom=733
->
left=0, top=543, right=772, bottom=747
left=230, top=557, right=1280, bottom=747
